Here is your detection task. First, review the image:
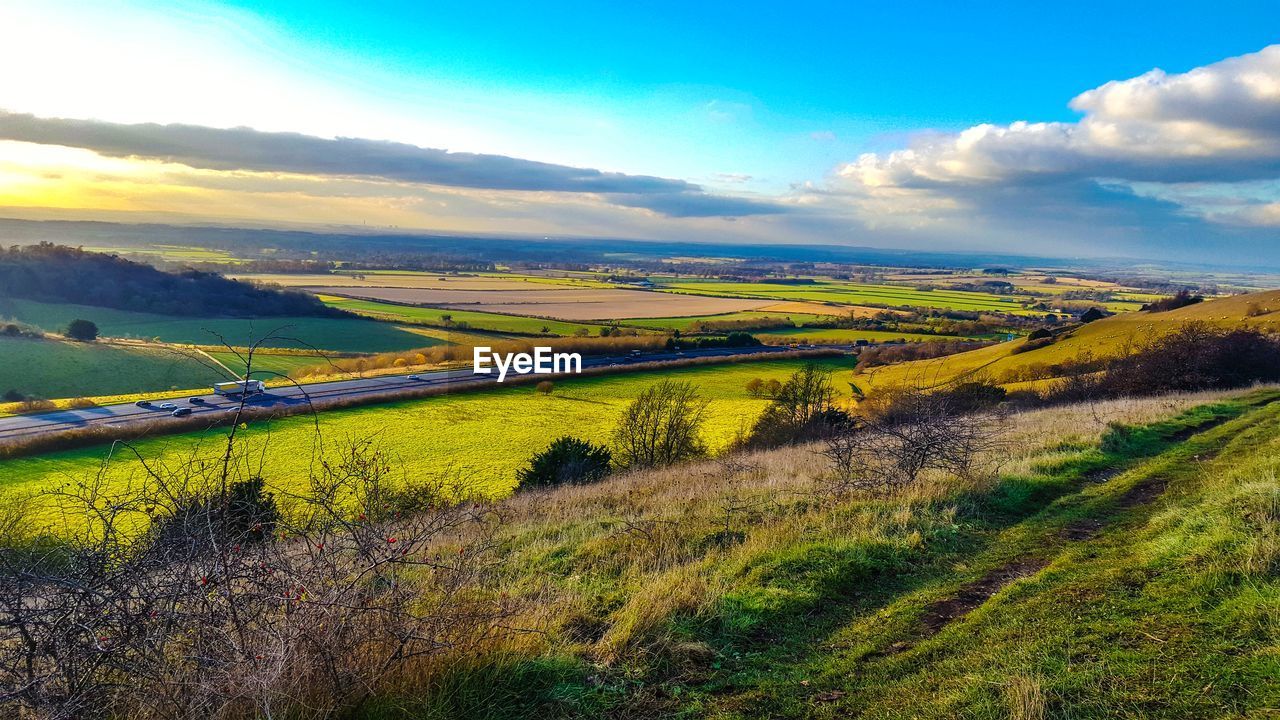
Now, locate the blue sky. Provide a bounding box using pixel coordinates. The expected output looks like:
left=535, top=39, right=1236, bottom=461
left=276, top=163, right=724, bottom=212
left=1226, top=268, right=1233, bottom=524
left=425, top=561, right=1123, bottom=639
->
left=207, top=0, right=1280, bottom=188
left=0, top=0, right=1278, bottom=262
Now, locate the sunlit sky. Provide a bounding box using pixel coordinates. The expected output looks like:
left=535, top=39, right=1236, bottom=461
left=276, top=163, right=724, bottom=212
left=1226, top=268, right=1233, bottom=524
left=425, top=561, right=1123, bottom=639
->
left=1, top=0, right=1278, bottom=262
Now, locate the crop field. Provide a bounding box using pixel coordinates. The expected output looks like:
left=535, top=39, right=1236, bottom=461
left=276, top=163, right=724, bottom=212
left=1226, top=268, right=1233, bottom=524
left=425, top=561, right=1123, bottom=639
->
left=653, top=278, right=1038, bottom=314
left=82, top=244, right=244, bottom=264
left=236, top=271, right=614, bottom=290
left=309, top=286, right=773, bottom=320
left=317, top=295, right=604, bottom=335
left=0, top=298, right=434, bottom=354
left=0, top=337, right=227, bottom=398
left=0, top=357, right=855, bottom=516
left=204, top=350, right=335, bottom=379
left=755, top=327, right=969, bottom=343
left=620, top=310, right=835, bottom=331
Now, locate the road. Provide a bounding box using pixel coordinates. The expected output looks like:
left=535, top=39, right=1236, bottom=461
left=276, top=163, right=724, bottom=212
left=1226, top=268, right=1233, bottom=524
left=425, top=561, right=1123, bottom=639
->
left=0, top=344, right=853, bottom=442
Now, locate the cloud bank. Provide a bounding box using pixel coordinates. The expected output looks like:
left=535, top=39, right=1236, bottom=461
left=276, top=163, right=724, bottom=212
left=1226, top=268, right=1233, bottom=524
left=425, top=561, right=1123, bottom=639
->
left=0, top=110, right=785, bottom=218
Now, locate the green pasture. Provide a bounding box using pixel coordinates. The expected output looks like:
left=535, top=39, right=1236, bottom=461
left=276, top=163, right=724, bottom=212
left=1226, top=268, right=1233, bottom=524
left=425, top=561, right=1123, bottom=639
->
left=0, top=298, right=433, bottom=354
left=317, top=295, right=604, bottom=336
left=0, top=337, right=226, bottom=399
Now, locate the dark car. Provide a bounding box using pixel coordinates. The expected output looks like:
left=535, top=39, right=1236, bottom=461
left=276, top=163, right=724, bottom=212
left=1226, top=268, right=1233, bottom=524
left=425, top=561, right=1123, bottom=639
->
left=170, top=407, right=192, bottom=417
left=134, top=400, right=151, bottom=407
left=188, top=397, right=205, bottom=404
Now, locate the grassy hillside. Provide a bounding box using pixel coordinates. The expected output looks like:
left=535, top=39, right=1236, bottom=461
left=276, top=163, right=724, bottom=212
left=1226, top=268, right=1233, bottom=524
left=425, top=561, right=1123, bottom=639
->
left=0, top=357, right=856, bottom=518
left=860, top=289, right=1280, bottom=391
left=0, top=297, right=435, bottom=353
left=359, top=387, right=1275, bottom=717
left=0, top=336, right=227, bottom=398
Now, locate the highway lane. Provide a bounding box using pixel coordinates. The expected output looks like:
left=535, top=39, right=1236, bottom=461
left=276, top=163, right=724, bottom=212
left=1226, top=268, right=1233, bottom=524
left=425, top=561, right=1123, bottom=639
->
left=0, top=344, right=853, bottom=442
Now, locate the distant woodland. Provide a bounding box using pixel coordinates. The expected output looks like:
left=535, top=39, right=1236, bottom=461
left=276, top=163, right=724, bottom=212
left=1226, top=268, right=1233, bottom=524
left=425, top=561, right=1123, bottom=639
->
left=0, top=243, right=340, bottom=317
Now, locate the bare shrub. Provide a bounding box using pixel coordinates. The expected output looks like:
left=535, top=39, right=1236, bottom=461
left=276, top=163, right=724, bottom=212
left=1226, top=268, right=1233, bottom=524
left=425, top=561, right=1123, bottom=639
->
left=0, top=440, right=512, bottom=719
left=821, top=385, right=1008, bottom=493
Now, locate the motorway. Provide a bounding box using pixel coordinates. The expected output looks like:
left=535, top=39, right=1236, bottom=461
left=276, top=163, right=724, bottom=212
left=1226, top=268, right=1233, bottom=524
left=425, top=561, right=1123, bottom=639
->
left=0, top=344, right=853, bottom=442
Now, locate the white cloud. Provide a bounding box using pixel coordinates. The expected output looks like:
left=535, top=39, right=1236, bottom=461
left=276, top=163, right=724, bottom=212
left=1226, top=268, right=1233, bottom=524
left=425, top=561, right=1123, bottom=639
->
left=838, top=45, right=1280, bottom=191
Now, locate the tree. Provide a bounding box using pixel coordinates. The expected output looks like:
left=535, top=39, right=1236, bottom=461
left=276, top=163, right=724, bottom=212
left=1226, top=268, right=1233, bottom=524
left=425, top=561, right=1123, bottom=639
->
left=517, top=436, right=612, bottom=488
left=612, top=379, right=708, bottom=468
left=744, top=364, right=846, bottom=447
left=536, top=380, right=555, bottom=395
left=744, top=377, right=764, bottom=397
left=1079, top=307, right=1106, bottom=323
left=64, top=319, right=98, bottom=341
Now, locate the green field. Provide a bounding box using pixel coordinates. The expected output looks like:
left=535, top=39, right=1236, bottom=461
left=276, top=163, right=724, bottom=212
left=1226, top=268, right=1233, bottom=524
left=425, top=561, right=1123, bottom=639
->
left=756, top=327, right=970, bottom=343
left=0, top=358, right=855, bottom=512
left=0, top=298, right=434, bottom=353
left=620, top=310, right=836, bottom=331
left=317, top=295, right=603, bottom=336
left=0, top=337, right=227, bottom=398
left=655, top=279, right=1040, bottom=314
left=204, top=350, right=336, bottom=378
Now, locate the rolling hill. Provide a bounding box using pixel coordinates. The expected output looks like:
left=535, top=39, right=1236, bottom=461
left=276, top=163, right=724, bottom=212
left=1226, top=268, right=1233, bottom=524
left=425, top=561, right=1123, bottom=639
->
left=858, top=290, right=1280, bottom=392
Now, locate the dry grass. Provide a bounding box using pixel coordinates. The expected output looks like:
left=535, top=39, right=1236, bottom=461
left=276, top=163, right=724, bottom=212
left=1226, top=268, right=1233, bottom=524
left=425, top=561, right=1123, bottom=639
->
left=444, top=387, right=1263, bottom=668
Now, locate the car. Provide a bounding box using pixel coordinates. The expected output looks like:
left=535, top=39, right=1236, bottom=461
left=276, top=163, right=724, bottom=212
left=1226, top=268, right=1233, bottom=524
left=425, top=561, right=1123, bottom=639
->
left=170, top=407, right=192, bottom=417
left=134, top=400, right=151, bottom=407
left=406, top=374, right=420, bottom=380
left=188, top=397, right=204, bottom=404
left=158, top=402, right=177, bottom=410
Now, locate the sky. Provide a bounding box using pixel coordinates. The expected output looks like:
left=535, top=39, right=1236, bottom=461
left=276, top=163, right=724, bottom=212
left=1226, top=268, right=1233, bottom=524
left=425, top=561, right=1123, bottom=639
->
left=0, top=0, right=1278, bottom=263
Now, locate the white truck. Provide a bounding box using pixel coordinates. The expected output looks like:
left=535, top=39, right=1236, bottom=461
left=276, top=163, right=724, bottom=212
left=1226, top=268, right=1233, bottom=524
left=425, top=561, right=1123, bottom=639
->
left=213, top=379, right=266, bottom=396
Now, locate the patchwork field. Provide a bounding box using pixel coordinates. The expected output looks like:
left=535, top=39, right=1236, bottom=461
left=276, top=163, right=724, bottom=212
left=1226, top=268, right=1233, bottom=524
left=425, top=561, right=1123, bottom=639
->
left=0, top=357, right=855, bottom=516
left=654, top=279, right=1038, bottom=314
left=312, top=286, right=773, bottom=320
left=317, top=295, right=604, bottom=335
left=0, top=336, right=227, bottom=398
left=0, top=298, right=434, bottom=354
left=236, top=271, right=614, bottom=290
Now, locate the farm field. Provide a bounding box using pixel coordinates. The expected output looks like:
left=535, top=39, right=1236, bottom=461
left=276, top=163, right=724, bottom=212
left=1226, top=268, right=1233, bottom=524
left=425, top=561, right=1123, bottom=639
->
left=317, top=294, right=604, bottom=335
left=309, top=286, right=773, bottom=320
left=0, top=336, right=226, bottom=398
left=620, top=310, right=835, bottom=331
left=0, top=357, right=855, bottom=518
left=653, top=278, right=1039, bottom=314
left=755, top=327, right=972, bottom=343
left=859, top=289, right=1280, bottom=391
left=204, top=350, right=335, bottom=378
left=0, top=298, right=434, bottom=354
left=237, top=271, right=614, bottom=290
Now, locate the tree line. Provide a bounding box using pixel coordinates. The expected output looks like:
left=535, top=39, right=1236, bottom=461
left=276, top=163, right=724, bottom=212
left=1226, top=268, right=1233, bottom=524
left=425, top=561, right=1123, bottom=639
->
left=0, top=244, right=342, bottom=318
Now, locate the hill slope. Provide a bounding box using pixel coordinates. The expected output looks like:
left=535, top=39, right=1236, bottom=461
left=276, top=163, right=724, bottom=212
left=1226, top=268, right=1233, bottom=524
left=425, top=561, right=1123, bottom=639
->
left=859, top=289, right=1280, bottom=391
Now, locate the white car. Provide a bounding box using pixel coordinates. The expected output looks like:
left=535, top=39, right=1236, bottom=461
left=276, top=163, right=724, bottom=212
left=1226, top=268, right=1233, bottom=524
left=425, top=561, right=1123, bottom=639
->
left=158, top=402, right=177, bottom=410
left=406, top=374, right=421, bottom=380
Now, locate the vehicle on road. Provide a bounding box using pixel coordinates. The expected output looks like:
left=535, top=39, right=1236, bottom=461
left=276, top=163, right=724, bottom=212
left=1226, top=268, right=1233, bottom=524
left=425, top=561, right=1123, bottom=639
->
left=134, top=400, right=151, bottom=407
left=170, top=407, right=192, bottom=417
left=158, top=402, right=177, bottom=410
left=189, top=397, right=204, bottom=404
left=213, top=379, right=266, bottom=396
left=407, top=374, right=420, bottom=380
